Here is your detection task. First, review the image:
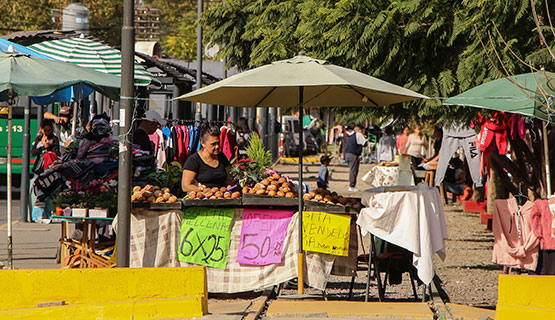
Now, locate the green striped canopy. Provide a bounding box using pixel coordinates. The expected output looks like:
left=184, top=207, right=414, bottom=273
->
left=29, top=36, right=160, bottom=87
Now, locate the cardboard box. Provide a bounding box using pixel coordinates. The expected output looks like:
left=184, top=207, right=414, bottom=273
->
left=88, top=208, right=108, bottom=218
left=72, top=208, right=87, bottom=218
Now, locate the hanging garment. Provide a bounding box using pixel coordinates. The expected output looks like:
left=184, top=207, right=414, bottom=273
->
left=171, top=126, right=178, bottom=162
left=435, top=125, right=482, bottom=187
left=377, top=134, right=397, bottom=162
left=221, top=127, right=238, bottom=160
left=154, top=129, right=166, bottom=169
left=166, top=126, right=175, bottom=164
left=508, top=114, right=526, bottom=140
left=492, top=199, right=539, bottom=271
left=183, top=125, right=190, bottom=159
left=531, top=200, right=555, bottom=250
left=149, top=130, right=160, bottom=158
left=475, top=112, right=508, bottom=177
left=219, top=126, right=228, bottom=152
left=176, top=126, right=184, bottom=165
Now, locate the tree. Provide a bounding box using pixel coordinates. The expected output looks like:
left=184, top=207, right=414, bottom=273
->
left=0, top=0, right=53, bottom=34
left=0, top=0, right=123, bottom=48
left=202, top=0, right=553, bottom=200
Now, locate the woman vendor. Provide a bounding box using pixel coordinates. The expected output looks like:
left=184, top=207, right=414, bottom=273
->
left=182, top=123, right=232, bottom=192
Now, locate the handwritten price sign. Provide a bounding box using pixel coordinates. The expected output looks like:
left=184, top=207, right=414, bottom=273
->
left=237, top=208, right=294, bottom=266
left=302, top=211, right=351, bottom=256
left=178, top=207, right=235, bottom=269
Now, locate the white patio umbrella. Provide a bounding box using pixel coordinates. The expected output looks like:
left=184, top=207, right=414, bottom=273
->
left=177, top=54, right=428, bottom=293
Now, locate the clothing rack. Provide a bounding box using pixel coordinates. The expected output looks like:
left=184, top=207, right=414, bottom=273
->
left=164, top=119, right=232, bottom=127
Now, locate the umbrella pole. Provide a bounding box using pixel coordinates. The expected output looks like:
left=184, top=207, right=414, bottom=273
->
left=543, top=123, right=552, bottom=195
left=298, top=87, right=304, bottom=294
left=7, top=89, right=13, bottom=269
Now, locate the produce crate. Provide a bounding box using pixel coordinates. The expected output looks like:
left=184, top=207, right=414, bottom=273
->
left=182, top=198, right=242, bottom=207
left=304, top=201, right=360, bottom=215
left=242, top=194, right=298, bottom=207
left=132, top=202, right=183, bottom=210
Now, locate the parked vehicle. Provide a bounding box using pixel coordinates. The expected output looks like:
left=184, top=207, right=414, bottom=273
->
left=280, top=116, right=318, bottom=156
left=0, top=109, right=38, bottom=187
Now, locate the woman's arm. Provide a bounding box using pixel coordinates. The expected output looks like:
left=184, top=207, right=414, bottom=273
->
left=181, top=169, right=198, bottom=192
left=31, top=135, right=44, bottom=157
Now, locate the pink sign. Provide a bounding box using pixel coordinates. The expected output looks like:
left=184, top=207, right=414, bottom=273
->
left=237, top=208, right=294, bottom=266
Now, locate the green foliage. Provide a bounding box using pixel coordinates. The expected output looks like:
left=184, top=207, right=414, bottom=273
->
left=246, top=133, right=272, bottom=176
left=202, top=0, right=547, bottom=125
left=0, top=1, right=122, bottom=48
left=144, top=161, right=184, bottom=196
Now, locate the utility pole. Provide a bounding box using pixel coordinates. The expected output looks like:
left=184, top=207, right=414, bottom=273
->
left=117, top=0, right=135, bottom=267
left=195, top=0, right=204, bottom=122
left=20, top=97, right=31, bottom=222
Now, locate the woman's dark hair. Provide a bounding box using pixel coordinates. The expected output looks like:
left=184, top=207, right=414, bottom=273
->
left=40, top=119, right=54, bottom=129
left=92, top=112, right=111, bottom=122
left=236, top=117, right=250, bottom=134
left=200, top=121, right=220, bottom=143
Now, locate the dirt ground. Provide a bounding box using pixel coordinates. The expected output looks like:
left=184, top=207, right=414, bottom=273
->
left=272, top=160, right=500, bottom=309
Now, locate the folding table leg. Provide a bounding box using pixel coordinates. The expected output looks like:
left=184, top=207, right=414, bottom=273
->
left=409, top=267, right=419, bottom=301
left=368, top=234, right=385, bottom=302
left=422, top=285, right=427, bottom=302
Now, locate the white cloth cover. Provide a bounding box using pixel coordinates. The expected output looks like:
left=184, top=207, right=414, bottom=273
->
left=357, top=184, right=448, bottom=285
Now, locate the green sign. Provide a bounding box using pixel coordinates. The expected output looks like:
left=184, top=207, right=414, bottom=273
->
left=178, top=207, right=235, bottom=269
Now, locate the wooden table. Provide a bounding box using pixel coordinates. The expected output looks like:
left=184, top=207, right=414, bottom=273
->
left=53, top=216, right=115, bottom=269
left=424, top=169, right=447, bottom=204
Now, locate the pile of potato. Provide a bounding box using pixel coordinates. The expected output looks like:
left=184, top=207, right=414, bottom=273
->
left=302, top=187, right=361, bottom=208
left=132, top=185, right=178, bottom=203
left=242, top=173, right=298, bottom=198
left=188, top=185, right=241, bottom=200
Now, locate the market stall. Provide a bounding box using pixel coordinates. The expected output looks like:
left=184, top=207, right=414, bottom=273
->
left=122, top=177, right=361, bottom=293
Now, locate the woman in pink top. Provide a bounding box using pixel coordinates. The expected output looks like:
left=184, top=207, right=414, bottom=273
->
left=396, top=126, right=410, bottom=155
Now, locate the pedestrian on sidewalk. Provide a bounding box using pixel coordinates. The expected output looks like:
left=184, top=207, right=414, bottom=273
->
left=317, top=155, right=331, bottom=189
left=345, top=124, right=367, bottom=192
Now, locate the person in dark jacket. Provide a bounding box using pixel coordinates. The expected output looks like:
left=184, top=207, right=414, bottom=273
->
left=345, top=124, right=367, bottom=192
left=30, top=119, right=60, bottom=224
left=31, top=119, right=60, bottom=168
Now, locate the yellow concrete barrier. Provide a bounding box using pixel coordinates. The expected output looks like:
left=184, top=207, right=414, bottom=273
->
left=266, top=301, right=434, bottom=318
left=280, top=157, right=319, bottom=164
left=0, top=267, right=207, bottom=319
left=496, top=274, right=555, bottom=319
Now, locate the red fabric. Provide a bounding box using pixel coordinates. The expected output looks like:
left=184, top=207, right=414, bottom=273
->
left=220, top=127, right=227, bottom=152
left=43, top=152, right=58, bottom=169
left=531, top=200, right=555, bottom=250
left=221, top=128, right=238, bottom=160
left=476, top=112, right=509, bottom=177
left=176, top=126, right=184, bottom=165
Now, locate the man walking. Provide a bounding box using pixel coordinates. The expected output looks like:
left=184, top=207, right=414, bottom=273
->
left=345, top=124, right=367, bottom=192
